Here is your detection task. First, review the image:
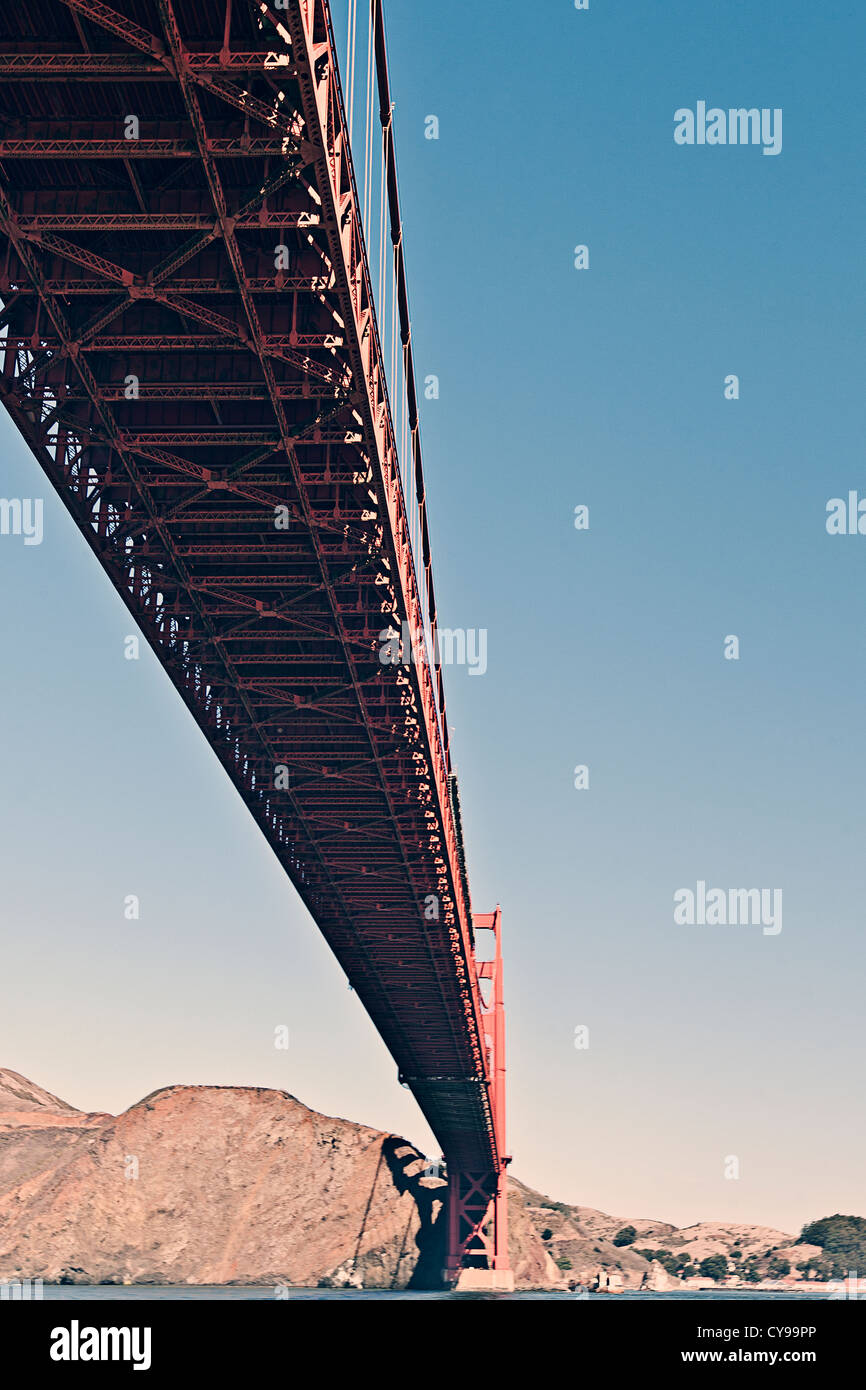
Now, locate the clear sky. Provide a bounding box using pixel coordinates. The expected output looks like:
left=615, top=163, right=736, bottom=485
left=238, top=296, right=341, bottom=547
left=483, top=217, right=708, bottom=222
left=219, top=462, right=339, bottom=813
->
left=1, top=0, right=864, bottom=1235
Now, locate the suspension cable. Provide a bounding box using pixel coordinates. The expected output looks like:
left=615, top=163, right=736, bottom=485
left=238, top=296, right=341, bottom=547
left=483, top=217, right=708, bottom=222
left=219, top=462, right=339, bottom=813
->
left=370, top=0, right=451, bottom=769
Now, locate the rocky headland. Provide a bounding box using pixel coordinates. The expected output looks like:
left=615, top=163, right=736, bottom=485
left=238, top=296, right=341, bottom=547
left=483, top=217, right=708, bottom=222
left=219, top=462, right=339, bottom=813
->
left=0, top=1068, right=843, bottom=1291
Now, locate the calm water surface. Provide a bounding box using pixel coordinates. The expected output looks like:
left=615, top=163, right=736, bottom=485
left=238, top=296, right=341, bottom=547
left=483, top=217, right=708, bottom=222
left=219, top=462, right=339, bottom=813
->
left=33, top=1287, right=830, bottom=1302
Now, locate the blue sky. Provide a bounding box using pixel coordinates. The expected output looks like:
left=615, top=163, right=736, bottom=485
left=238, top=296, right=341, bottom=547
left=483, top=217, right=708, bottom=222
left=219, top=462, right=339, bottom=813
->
left=0, top=0, right=864, bottom=1232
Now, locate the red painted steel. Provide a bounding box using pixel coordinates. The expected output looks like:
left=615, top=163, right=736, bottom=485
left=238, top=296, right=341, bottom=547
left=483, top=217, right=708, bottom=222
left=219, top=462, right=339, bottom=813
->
left=0, top=0, right=508, bottom=1277
left=445, top=909, right=510, bottom=1279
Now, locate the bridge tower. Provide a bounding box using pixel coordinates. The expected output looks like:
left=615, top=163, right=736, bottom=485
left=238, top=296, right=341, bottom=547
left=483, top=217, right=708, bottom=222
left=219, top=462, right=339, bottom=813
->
left=444, top=908, right=513, bottom=1292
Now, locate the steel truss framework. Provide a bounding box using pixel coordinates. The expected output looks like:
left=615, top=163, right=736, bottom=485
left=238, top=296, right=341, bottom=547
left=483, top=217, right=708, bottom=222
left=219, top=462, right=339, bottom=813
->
left=0, top=0, right=508, bottom=1280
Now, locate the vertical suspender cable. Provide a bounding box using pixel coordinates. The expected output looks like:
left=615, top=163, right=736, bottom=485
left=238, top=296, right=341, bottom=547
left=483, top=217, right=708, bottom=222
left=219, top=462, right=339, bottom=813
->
left=371, top=0, right=451, bottom=772
left=346, top=0, right=357, bottom=145
left=377, top=110, right=387, bottom=330
left=363, top=2, right=374, bottom=234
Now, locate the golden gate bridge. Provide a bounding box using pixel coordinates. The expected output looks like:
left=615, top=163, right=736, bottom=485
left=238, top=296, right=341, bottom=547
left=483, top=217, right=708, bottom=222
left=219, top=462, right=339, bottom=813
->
left=0, top=0, right=510, bottom=1288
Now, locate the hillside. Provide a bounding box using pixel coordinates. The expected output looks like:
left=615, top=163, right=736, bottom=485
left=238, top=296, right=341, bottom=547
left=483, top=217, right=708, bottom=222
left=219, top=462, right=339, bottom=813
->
left=0, top=1070, right=835, bottom=1290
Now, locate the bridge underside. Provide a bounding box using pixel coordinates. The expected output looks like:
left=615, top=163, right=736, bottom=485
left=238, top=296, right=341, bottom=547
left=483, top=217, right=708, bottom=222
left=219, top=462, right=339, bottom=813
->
left=0, top=0, right=507, bottom=1272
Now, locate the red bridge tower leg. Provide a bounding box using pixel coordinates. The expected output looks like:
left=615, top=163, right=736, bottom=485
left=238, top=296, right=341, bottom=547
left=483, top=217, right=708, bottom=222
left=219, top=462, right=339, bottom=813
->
left=444, top=907, right=513, bottom=1291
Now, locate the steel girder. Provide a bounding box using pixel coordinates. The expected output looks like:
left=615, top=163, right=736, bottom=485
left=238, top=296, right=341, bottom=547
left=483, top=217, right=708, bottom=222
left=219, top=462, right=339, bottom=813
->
left=0, top=0, right=505, bottom=1187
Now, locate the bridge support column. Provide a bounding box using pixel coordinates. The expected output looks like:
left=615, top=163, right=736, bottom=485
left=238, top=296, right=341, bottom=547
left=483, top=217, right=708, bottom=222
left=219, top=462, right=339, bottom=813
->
left=444, top=907, right=513, bottom=1291
left=444, top=1168, right=512, bottom=1290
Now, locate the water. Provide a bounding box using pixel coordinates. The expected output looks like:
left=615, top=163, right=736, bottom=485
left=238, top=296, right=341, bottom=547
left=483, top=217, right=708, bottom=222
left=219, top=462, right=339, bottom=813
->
left=30, top=1286, right=831, bottom=1301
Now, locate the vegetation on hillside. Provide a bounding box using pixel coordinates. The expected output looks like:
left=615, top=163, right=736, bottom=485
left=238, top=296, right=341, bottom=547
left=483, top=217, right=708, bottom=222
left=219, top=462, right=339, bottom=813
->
left=800, top=1215, right=866, bottom=1268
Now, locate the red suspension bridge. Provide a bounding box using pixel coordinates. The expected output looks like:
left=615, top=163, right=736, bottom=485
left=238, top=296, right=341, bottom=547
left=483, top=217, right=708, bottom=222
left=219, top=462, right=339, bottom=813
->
left=0, top=0, right=510, bottom=1287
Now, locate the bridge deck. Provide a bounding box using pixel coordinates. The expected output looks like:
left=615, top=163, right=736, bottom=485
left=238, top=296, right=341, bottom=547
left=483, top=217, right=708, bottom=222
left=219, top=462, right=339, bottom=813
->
left=0, top=0, right=500, bottom=1172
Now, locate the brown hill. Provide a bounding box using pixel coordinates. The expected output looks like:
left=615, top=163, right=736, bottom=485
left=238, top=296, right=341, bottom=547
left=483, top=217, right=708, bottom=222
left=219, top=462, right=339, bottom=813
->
left=0, top=1068, right=79, bottom=1115
left=0, top=1066, right=110, bottom=1134
left=0, top=1075, right=555, bottom=1288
